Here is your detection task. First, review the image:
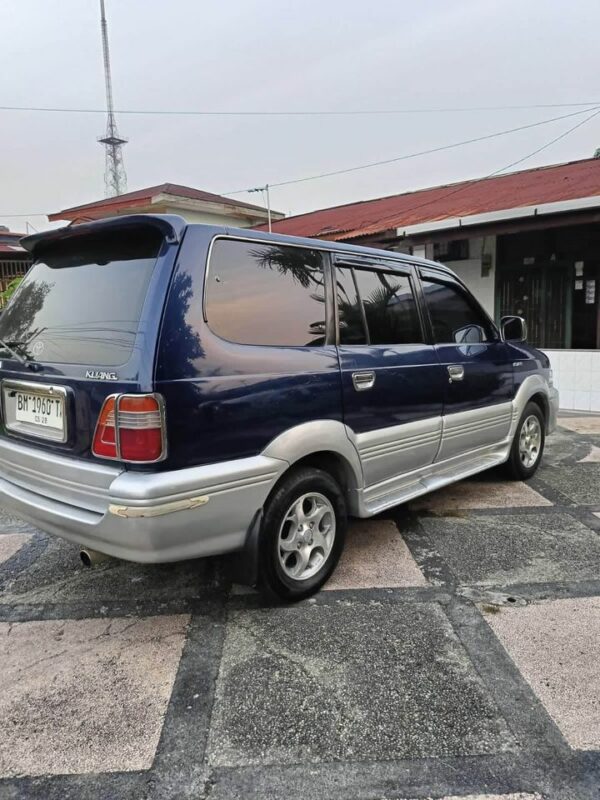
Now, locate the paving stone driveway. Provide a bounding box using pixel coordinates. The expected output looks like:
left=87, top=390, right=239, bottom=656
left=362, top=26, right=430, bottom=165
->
left=0, top=416, right=599, bottom=800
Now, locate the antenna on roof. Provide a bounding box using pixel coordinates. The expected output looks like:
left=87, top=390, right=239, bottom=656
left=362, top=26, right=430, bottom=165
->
left=98, top=0, right=127, bottom=197
left=248, top=184, right=272, bottom=231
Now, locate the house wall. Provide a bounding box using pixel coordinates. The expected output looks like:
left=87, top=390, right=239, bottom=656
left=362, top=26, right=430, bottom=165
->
left=543, top=349, right=600, bottom=412
left=440, top=236, right=496, bottom=318
left=162, top=206, right=260, bottom=228
left=422, top=234, right=600, bottom=411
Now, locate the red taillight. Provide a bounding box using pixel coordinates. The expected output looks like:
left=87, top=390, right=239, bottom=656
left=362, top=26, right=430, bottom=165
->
left=92, top=394, right=165, bottom=463
left=93, top=396, right=118, bottom=459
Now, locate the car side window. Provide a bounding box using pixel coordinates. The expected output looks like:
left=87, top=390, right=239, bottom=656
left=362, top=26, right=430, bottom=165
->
left=335, top=266, right=423, bottom=345
left=421, top=278, right=494, bottom=344
left=335, top=267, right=368, bottom=344
left=205, top=239, right=327, bottom=346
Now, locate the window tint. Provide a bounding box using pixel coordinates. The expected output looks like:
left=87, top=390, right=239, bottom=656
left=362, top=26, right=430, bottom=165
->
left=336, top=267, right=422, bottom=345
left=335, top=268, right=367, bottom=345
left=0, top=228, right=161, bottom=366
left=205, top=239, right=326, bottom=346
left=421, top=279, right=494, bottom=344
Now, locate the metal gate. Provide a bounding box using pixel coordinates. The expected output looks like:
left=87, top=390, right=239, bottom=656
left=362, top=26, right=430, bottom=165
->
left=497, top=265, right=569, bottom=349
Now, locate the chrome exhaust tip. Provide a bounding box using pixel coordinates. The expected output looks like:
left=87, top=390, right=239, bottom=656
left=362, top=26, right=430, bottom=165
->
left=80, top=548, right=110, bottom=568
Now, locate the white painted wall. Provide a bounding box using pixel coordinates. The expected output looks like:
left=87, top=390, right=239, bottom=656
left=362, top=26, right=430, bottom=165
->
left=543, top=349, right=600, bottom=412
left=162, top=206, right=261, bottom=228
left=442, top=236, right=496, bottom=318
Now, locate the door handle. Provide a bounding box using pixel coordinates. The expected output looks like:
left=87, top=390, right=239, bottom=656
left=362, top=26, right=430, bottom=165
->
left=352, top=371, right=376, bottom=391
left=447, top=365, right=465, bottom=383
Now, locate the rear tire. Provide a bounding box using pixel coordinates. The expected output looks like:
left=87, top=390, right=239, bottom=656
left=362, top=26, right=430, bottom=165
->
left=258, top=467, right=347, bottom=602
left=505, top=401, right=545, bottom=480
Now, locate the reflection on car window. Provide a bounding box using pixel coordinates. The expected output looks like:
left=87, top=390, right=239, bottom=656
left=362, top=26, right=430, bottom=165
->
left=421, top=279, right=493, bottom=344
left=335, top=266, right=422, bottom=345
left=0, top=228, right=161, bottom=366
left=335, top=268, right=367, bottom=344
left=206, top=240, right=327, bottom=346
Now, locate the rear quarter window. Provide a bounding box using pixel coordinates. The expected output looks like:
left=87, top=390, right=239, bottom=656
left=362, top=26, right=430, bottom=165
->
left=205, top=238, right=327, bottom=346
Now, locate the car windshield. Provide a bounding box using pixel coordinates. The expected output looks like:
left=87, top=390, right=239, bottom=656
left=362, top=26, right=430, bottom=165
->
left=0, top=227, right=162, bottom=366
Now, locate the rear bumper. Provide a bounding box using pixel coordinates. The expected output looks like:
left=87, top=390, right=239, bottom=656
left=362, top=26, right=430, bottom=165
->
left=0, top=438, right=285, bottom=562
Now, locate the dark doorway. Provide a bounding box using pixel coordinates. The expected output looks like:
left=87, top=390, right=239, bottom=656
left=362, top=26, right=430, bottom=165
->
left=496, top=224, right=600, bottom=350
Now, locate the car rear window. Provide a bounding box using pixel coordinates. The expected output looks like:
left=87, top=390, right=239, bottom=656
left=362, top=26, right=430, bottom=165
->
left=0, top=227, right=162, bottom=366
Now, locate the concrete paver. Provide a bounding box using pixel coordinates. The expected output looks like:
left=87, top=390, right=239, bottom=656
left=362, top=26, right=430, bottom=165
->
left=409, top=479, right=551, bottom=512
left=0, top=507, right=40, bottom=535
left=0, top=533, right=31, bottom=565
left=538, top=464, right=600, bottom=504
left=558, top=416, right=600, bottom=435
left=416, top=795, right=542, bottom=800
left=420, top=511, right=600, bottom=586
left=0, top=615, right=189, bottom=777
left=1, top=421, right=599, bottom=798
left=2, top=535, right=218, bottom=604
left=578, top=444, right=600, bottom=462
left=441, top=796, right=542, bottom=800
left=208, top=603, right=514, bottom=767
left=486, top=597, right=600, bottom=750
left=325, top=519, right=427, bottom=589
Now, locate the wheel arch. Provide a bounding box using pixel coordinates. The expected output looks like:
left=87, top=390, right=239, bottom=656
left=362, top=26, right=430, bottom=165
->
left=261, top=421, right=363, bottom=514
left=528, top=391, right=549, bottom=427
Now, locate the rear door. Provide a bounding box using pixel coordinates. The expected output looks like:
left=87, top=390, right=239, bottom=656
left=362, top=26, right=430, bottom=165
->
left=333, top=258, right=446, bottom=488
left=0, top=220, right=177, bottom=461
left=418, top=269, right=514, bottom=462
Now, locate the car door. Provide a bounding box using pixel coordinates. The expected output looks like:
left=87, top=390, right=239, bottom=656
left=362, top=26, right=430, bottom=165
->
left=418, top=268, right=514, bottom=462
left=333, top=257, right=446, bottom=488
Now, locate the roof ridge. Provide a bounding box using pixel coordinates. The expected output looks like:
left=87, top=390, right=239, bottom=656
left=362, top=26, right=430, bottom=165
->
left=49, top=182, right=277, bottom=218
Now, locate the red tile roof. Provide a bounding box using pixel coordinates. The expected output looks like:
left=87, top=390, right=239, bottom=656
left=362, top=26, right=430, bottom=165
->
left=0, top=243, right=27, bottom=255
left=261, top=157, right=600, bottom=240
left=48, top=183, right=272, bottom=221
left=0, top=230, right=27, bottom=254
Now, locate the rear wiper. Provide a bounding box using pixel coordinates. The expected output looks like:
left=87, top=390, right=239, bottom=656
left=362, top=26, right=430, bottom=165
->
left=0, top=338, right=28, bottom=366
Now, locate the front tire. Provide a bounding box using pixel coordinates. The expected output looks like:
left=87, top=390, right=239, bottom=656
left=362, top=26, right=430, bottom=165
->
left=505, top=401, right=545, bottom=480
left=258, top=467, right=347, bottom=602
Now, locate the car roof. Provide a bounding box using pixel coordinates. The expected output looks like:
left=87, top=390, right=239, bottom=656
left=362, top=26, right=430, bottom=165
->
left=213, top=222, right=454, bottom=276
left=22, top=213, right=454, bottom=277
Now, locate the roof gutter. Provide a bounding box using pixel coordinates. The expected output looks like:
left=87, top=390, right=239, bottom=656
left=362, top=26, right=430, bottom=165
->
left=396, top=194, right=600, bottom=238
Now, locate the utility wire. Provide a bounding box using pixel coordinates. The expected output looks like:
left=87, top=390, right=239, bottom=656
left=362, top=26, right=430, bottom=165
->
left=0, top=102, right=600, bottom=117
left=365, top=105, right=600, bottom=231
left=224, top=106, right=600, bottom=194
left=2, top=106, right=599, bottom=220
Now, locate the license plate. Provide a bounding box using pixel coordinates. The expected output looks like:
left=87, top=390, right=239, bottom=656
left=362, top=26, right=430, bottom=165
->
left=2, top=381, right=67, bottom=442
left=15, top=392, right=64, bottom=430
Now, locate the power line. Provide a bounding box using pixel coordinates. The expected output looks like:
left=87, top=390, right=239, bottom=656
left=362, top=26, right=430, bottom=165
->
left=0, top=212, right=48, bottom=218
left=370, top=105, right=600, bottom=230
left=1, top=102, right=600, bottom=117
left=2, top=106, right=599, bottom=221
left=224, top=106, right=600, bottom=194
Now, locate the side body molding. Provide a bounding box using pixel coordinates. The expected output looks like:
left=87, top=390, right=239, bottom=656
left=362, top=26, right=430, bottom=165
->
left=261, top=420, right=365, bottom=514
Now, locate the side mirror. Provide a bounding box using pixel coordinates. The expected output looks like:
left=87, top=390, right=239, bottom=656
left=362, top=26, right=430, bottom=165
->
left=501, top=315, right=527, bottom=342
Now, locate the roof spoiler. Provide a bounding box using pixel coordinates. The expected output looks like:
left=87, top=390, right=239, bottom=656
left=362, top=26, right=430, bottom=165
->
left=20, top=214, right=187, bottom=256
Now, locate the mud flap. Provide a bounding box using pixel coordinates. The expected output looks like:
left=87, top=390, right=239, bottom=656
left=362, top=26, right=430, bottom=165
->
left=229, top=509, right=263, bottom=587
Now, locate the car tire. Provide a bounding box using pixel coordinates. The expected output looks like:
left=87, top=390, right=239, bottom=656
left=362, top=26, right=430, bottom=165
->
left=505, top=401, right=546, bottom=480
left=258, top=467, right=347, bottom=602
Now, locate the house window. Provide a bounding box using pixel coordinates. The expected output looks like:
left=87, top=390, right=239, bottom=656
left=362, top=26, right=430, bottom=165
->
left=433, top=239, right=470, bottom=262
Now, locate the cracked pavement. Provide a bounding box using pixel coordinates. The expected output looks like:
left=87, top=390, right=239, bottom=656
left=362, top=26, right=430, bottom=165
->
left=0, top=414, right=599, bottom=799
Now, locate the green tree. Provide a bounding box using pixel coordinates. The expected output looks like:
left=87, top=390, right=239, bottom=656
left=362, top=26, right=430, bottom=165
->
left=0, top=277, right=23, bottom=308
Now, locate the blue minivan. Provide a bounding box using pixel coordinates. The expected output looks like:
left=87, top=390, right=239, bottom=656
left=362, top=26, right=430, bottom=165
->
left=0, top=214, right=558, bottom=599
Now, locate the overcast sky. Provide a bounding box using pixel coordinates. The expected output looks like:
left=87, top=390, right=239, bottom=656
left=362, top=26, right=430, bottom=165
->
left=2, top=0, right=600, bottom=231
